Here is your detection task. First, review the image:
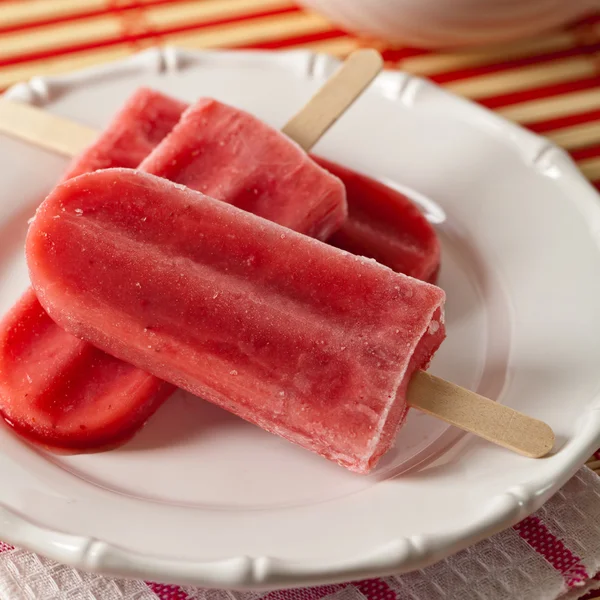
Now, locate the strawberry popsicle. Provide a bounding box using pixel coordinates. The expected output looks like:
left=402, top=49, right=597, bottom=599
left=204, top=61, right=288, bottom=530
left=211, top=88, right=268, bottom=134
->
left=27, top=169, right=446, bottom=473
left=63, top=87, right=188, bottom=180
left=0, top=88, right=186, bottom=450
left=139, top=98, right=346, bottom=240
left=136, top=96, right=434, bottom=271
left=316, top=157, right=441, bottom=283
left=0, top=288, right=173, bottom=450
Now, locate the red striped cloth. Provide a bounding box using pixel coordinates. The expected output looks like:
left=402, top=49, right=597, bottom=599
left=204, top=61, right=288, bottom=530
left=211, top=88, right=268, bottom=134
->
left=2, top=3, right=598, bottom=182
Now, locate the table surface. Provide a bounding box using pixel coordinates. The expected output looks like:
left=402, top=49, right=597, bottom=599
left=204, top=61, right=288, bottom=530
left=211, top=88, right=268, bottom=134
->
left=1, top=2, right=599, bottom=594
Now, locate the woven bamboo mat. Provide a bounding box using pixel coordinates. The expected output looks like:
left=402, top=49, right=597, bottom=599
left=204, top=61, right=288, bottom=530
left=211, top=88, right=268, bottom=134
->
left=1, top=1, right=599, bottom=477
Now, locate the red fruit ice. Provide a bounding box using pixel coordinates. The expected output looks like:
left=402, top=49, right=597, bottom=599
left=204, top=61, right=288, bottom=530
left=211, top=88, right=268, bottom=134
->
left=317, top=157, right=441, bottom=283
left=27, top=169, right=445, bottom=472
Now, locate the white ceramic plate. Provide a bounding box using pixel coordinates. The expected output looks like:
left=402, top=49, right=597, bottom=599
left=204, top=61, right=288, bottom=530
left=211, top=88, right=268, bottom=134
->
left=0, top=48, right=599, bottom=590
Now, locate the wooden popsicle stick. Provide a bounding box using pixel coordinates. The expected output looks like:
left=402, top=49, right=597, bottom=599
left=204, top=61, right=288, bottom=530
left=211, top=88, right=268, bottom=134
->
left=0, top=52, right=556, bottom=458
left=0, top=100, right=96, bottom=157
left=0, top=49, right=383, bottom=158
left=282, top=48, right=384, bottom=151
left=408, top=371, right=555, bottom=458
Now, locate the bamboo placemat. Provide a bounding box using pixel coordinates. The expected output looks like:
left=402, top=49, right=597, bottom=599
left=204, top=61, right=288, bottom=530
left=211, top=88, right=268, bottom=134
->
left=1, top=1, right=599, bottom=477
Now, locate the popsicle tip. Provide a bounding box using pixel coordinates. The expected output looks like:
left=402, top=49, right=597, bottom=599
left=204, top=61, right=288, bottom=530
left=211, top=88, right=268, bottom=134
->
left=522, top=420, right=555, bottom=458
left=349, top=48, right=384, bottom=67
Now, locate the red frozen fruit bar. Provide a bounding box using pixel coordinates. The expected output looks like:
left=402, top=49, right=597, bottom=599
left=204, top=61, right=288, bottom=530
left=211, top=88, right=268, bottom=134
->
left=317, top=157, right=441, bottom=284
left=0, top=288, right=172, bottom=450
left=139, top=98, right=347, bottom=240
left=62, top=87, right=188, bottom=179
left=27, top=169, right=445, bottom=473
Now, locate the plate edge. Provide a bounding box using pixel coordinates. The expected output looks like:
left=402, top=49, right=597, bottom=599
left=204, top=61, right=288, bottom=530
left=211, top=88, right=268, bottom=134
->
left=1, top=46, right=600, bottom=589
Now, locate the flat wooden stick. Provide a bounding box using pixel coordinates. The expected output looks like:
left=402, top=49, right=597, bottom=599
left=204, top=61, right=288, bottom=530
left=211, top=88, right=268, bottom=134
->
left=0, top=49, right=383, bottom=158
left=408, top=371, right=555, bottom=458
left=0, top=54, right=556, bottom=458
left=0, top=100, right=96, bottom=157
left=282, top=49, right=384, bottom=151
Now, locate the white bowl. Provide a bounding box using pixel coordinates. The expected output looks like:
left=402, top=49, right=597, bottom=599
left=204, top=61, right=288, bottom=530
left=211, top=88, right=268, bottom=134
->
left=297, top=0, right=597, bottom=47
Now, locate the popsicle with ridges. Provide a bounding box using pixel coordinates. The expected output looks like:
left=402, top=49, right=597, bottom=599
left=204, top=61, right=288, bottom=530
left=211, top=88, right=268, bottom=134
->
left=139, top=98, right=346, bottom=240
left=317, top=156, right=441, bottom=283
left=27, top=169, right=446, bottom=472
